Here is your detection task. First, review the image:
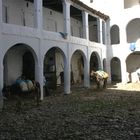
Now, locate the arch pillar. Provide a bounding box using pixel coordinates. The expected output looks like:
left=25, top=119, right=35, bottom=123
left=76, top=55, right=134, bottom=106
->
left=64, top=58, right=71, bottom=94
left=0, top=0, right=2, bottom=23
left=84, top=58, right=90, bottom=88
left=106, top=58, right=111, bottom=83
left=84, top=48, right=90, bottom=88
left=82, top=11, right=89, bottom=39
left=35, top=59, right=44, bottom=100
left=97, top=18, right=103, bottom=44
left=0, top=59, right=3, bottom=111
left=0, top=0, right=3, bottom=110
left=105, top=19, right=111, bottom=83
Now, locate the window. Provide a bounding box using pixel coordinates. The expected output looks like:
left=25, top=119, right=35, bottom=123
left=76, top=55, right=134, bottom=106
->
left=2, top=5, right=8, bottom=23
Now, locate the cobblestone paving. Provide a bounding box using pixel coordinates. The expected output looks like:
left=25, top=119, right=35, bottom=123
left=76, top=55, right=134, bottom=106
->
left=0, top=83, right=140, bottom=140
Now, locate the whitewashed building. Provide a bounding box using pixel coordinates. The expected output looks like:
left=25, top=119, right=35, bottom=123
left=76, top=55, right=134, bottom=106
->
left=108, top=0, right=140, bottom=84
left=0, top=0, right=140, bottom=108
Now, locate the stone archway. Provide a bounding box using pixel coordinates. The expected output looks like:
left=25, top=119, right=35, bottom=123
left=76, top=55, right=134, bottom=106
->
left=90, top=52, right=101, bottom=72
left=43, top=47, right=65, bottom=90
left=110, top=24, right=120, bottom=45
left=3, top=43, right=36, bottom=86
left=71, top=50, right=85, bottom=86
left=126, top=51, right=140, bottom=83
left=110, top=57, right=122, bottom=83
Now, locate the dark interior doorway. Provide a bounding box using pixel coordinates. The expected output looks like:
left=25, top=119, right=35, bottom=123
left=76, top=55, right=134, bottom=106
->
left=22, top=51, right=35, bottom=80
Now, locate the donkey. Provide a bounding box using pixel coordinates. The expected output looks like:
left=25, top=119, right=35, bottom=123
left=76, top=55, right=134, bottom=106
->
left=2, top=80, right=41, bottom=110
left=90, top=70, right=108, bottom=89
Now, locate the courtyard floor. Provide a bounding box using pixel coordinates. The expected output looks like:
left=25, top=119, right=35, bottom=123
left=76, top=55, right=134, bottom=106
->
left=0, top=83, right=140, bottom=140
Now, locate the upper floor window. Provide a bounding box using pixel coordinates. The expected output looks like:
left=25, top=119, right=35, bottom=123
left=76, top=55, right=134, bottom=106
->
left=110, top=25, right=120, bottom=45
left=88, top=15, right=98, bottom=42
left=2, top=5, right=8, bottom=23
left=126, top=18, right=140, bottom=43
left=70, top=5, right=83, bottom=38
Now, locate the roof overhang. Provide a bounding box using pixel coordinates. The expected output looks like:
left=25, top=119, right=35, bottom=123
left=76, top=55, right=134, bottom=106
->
left=25, top=0, right=109, bottom=21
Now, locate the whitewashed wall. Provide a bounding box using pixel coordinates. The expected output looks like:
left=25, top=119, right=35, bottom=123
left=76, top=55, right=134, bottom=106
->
left=6, top=49, right=23, bottom=85
left=2, top=0, right=84, bottom=37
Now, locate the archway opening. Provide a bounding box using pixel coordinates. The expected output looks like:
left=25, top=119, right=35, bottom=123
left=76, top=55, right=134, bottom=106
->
left=126, top=51, right=140, bottom=83
left=44, top=47, right=64, bottom=91
left=71, top=50, right=84, bottom=86
left=110, top=57, right=122, bottom=83
left=22, top=51, right=35, bottom=80
left=90, top=52, right=101, bottom=72
left=90, top=52, right=101, bottom=86
left=126, top=18, right=140, bottom=43
left=3, top=43, right=36, bottom=86
left=110, top=25, right=120, bottom=45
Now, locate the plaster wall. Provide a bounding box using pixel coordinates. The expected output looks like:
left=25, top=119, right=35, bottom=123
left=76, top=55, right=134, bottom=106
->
left=80, top=0, right=123, bottom=16
left=2, top=0, right=26, bottom=25
left=5, top=50, right=23, bottom=85
left=2, top=30, right=102, bottom=85
left=0, top=0, right=106, bottom=94
left=2, top=0, right=84, bottom=38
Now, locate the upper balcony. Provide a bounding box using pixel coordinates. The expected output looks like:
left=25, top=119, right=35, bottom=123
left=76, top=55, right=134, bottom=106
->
left=1, top=0, right=108, bottom=45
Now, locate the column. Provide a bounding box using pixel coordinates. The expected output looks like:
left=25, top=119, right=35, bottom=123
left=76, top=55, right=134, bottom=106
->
left=35, top=61, right=44, bottom=100
left=0, top=0, right=3, bottom=111
left=102, top=21, right=106, bottom=44
left=97, top=18, right=103, bottom=44
left=64, top=57, right=71, bottom=94
left=0, top=0, right=2, bottom=33
left=63, top=0, right=71, bottom=36
left=105, top=19, right=111, bottom=83
left=0, top=0, right=2, bottom=22
left=0, top=60, right=3, bottom=111
left=84, top=54, right=90, bottom=88
left=34, top=0, right=43, bottom=29
left=82, top=11, right=89, bottom=40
